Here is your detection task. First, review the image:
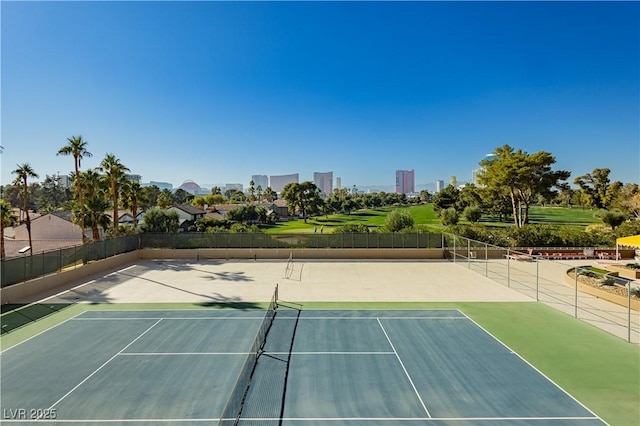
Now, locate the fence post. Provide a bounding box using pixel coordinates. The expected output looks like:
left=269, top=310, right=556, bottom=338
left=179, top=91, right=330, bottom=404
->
left=574, top=267, right=578, bottom=318
left=507, top=249, right=510, bottom=287
left=467, top=239, right=471, bottom=269
left=535, top=257, right=540, bottom=301
left=453, top=237, right=456, bottom=263
left=484, top=243, right=488, bottom=277
left=628, top=282, right=632, bottom=343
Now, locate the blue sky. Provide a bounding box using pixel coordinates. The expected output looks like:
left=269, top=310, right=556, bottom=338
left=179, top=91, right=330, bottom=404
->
left=1, top=1, right=639, bottom=190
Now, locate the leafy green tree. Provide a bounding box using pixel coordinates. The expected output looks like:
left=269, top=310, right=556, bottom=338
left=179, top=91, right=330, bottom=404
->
left=598, top=210, right=627, bottom=230
left=617, top=184, right=640, bottom=219
left=100, top=154, right=130, bottom=236
left=57, top=135, right=92, bottom=243
left=440, top=207, right=459, bottom=226
left=463, top=205, right=483, bottom=223
left=227, top=205, right=267, bottom=223
left=478, top=144, right=570, bottom=227
left=264, top=187, right=276, bottom=202
left=142, top=185, right=160, bottom=210
left=432, top=185, right=459, bottom=212
left=141, top=208, right=179, bottom=233
left=573, top=168, right=621, bottom=210
left=281, top=182, right=322, bottom=223
left=419, top=190, right=431, bottom=203
left=172, top=188, right=194, bottom=205
left=457, top=184, right=482, bottom=211
left=384, top=209, right=414, bottom=232
left=256, top=185, right=263, bottom=202
left=12, top=163, right=39, bottom=254
left=38, top=174, right=71, bottom=211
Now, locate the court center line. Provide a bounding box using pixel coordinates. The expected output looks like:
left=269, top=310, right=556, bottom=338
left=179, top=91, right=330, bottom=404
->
left=376, top=318, right=432, bottom=419
left=459, top=312, right=606, bottom=425
left=44, top=319, right=164, bottom=413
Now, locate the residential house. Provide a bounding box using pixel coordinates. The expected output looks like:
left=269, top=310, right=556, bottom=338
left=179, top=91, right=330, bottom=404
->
left=167, top=204, right=207, bottom=232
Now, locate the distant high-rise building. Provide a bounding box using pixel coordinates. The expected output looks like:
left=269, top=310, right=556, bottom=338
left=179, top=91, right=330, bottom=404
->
left=435, top=180, right=444, bottom=193
left=225, top=183, right=243, bottom=192
left=144, top=181, right=173, bottom=191
left=450, top=176, right=457, bottom=188
left=336, top=177, right=341, bottom=190
left=251, top=175, right=268, bottom=190
left=395, top=170, right=415, bottom=194
left=126, top=174, right=142, bottom=183
left=313, top=171, right=333, bottom=196
left=270, top=173, right=299, bottom=193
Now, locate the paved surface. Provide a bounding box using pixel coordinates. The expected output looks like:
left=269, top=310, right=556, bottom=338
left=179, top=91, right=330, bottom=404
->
left=31, top=259, right=533, bottom=304
left=16, top=257, right=639, bottom=343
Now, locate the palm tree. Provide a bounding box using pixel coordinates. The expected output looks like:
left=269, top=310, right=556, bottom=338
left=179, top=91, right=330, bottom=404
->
left=100, top=154, right=130, bottom=236
left=121, top=181, right=145, bottom=228
left=75, top=169, right=107, bottom=240
left=84, top=196, right=112, bottom=241
left=0, top=199, right=12, bottom=260
left=57, top=136, right=92, bottom=243
left=12, top=163, right=39, bottom=255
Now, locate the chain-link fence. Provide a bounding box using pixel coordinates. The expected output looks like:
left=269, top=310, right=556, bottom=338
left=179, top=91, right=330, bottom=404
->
left=1, top=233, right=442, bottom=288
left=1, top=235, right=139, bottom=288
left=443, top=233, right=640, bottom=343
left=139, top=232, right=442, bottom=250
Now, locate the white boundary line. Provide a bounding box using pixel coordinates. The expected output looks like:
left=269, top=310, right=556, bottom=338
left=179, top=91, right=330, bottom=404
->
left=376, top=318, right=432, bottom=418
left=120, top=352, right=248, bottom=356
left=71, top=317, right=263, bottom=321
left=0, top=415, right=605, bottom=423
left=0, top=312, right=84, bottom=354
left=458, top=310, right=608, bottom=426
left=45, top=319, right=164, bottom=412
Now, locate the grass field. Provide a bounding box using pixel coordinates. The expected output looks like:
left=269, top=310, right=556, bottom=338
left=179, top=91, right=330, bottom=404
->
left=265, top=204, right=600, bottom=234
left=2, top=301, right=637, bottom=425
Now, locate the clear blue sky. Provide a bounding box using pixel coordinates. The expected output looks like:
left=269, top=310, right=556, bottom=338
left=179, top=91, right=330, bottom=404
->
left=2, top=1, right=639, bottom=190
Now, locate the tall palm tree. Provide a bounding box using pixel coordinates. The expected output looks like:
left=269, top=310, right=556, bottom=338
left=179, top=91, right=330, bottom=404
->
left=121, top=180, right=145, bottom=228
left=57, top=136, right=92, bottom=243
left=100, top=154, right=130, bottom=236
left=12, top=163, right=39, bottom=255
left=75, top=169, right=107, bottom=240
left=0, top=199, right=12, bottom=260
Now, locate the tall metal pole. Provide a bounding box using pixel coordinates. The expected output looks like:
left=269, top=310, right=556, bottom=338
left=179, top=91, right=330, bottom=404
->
left=628, top=283, right=632, bottom=343
left=507, top=249, right=510, bottom=287
left=536, top=258, right=539, bottom=301
left=485, top=243, right=488, bottom=277
left=574, top=267, right=579, bottom=318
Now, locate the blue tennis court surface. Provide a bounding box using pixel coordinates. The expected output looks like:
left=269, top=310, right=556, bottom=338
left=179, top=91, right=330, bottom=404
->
left=1, top=308, right=606, bottom=425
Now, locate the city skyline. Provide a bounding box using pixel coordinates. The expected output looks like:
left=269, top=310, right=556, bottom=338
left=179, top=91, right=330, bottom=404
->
left=2, top=2, right=638, bottom=188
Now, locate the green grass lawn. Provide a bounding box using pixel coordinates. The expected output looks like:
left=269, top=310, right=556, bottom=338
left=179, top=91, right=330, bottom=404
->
left=527, top=205, right=600, bottom=225
left=263, top=204, right=602, bottom=234
left=264, top=204, right=440, bottom=234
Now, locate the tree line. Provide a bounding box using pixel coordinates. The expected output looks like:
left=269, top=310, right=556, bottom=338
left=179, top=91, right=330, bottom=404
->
left=2, top=140, right=638, bottom=258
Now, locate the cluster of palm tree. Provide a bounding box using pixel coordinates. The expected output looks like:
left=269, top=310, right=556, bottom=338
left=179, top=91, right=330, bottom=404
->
left=56, top=136, right=144, bottom=243
left=4, top=136, right=144, bottom=258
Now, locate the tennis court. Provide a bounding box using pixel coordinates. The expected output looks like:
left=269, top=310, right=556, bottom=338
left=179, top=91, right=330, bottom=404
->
left=1, top=296, right=606, bottom=425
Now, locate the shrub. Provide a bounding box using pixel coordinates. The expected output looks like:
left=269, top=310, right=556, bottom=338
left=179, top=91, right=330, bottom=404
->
left=440, top=208, right=459, bottom=226
left=599, top=277, right=617, bottom=287
left=463, top=206, right=483, bottom=223
left=384, top=209, right=414, bottom=232
left=334, top=224, right=370, bottom=233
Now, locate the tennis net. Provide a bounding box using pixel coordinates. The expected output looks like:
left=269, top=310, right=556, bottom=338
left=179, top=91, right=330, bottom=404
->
left=218, top=284, right=279, bottom=426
